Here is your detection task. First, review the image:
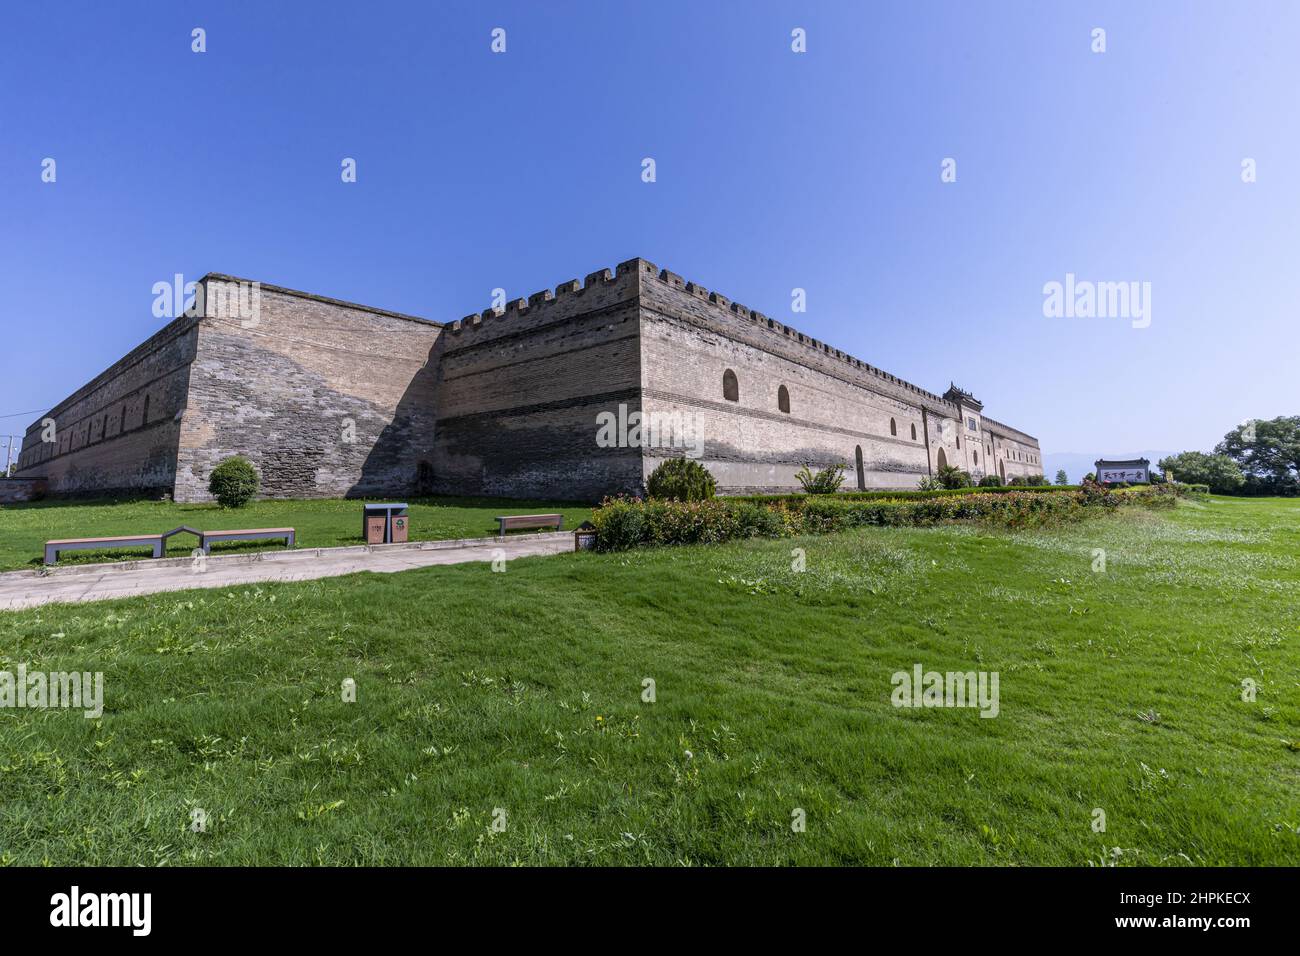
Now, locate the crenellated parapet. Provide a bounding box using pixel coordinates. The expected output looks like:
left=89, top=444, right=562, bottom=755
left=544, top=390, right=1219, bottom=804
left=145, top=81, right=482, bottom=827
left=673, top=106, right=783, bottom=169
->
left=446, top=260, right=637, bottom=337
left=980, top=415, right=1039, bottom=445
left=435, top=255, right=1037, bottom=447
left=636, top=257, right=971, bottom=419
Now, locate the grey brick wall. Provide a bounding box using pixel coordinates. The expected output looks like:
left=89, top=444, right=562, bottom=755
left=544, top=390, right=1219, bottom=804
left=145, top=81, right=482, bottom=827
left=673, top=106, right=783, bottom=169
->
left=14, top=315, right=198, bottom=497
left=433, top=262, right=644, bottom=501
left=635, top=259, right=1042, bottom=492
left=173, top=278, right=442, bottom=503
left=16, top=260, right=1041, bottom=504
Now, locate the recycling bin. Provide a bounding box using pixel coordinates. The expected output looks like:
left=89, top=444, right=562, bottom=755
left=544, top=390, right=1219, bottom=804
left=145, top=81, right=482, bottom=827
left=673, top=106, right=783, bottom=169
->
left=363, top=503, right=409, bottom=544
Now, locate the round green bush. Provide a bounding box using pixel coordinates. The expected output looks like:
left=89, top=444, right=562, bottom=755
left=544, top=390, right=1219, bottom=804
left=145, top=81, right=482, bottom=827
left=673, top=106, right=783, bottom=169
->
left=646, top=457, right=717, bottom=501
left=208, top=455, right=260, bottom=508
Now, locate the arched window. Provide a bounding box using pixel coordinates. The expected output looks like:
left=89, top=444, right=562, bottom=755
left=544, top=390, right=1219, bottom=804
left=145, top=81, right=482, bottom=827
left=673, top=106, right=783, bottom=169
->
left=973, top=450, right=979, bottom=466
left=777, top=384, right=790, bottom=414
left=910, top=423, right=917, bottom=440
left=142, top=395, right=151, bottom=425
left=120, top=404, right=126, bottom=432
left=956, top=435, right=960, bottom=449
left=889, top=418, right=897, bottom=436
left=855, top=445, right=865, bottom=491
left=722, top=369, right=739, bottom=403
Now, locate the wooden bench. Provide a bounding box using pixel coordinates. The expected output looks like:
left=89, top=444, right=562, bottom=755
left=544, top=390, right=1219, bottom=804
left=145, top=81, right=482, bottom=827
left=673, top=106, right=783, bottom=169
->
left=198, top=527, right=296, bottom=555
left=45, top=534, right=163, bottom=565
left=495, top=514, right=563, bottom=537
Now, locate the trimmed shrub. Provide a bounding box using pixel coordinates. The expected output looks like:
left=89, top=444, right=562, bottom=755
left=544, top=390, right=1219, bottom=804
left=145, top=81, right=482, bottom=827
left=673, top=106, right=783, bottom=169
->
left=646, top=458, right=716, bottom=501
left=208, top=455, right=260, bottom=508
left=977, top=475, right=1001, bottom=487
left=795, top=462, right=847, bottom=494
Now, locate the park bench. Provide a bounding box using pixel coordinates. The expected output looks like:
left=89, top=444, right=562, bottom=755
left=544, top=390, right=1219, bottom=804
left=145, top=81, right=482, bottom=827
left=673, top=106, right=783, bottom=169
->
left=198, top=527, right=296, bottom=555
left=45, top=534, right=164, bottom=565
left=495, top=514, right=564, bottom=537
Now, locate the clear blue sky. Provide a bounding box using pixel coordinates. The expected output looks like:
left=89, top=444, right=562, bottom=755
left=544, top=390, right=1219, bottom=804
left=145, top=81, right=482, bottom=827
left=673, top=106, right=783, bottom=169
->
left=2, top=0, right=1296, bottom=460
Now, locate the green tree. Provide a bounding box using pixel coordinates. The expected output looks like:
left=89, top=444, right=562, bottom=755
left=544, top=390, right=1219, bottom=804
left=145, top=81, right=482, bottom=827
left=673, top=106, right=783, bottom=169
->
left=1054, top=469, right=1069, bottom=486
left=1157, top=451, right=1243, bottom=494
left=1214, top=416, right=1300, bottom=493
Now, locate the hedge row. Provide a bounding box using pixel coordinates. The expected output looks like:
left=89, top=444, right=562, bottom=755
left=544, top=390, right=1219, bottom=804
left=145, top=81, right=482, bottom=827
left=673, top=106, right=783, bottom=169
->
left=591, top=484, right=1181, bottom=552
left=729, top=485, right=1081, bottom=506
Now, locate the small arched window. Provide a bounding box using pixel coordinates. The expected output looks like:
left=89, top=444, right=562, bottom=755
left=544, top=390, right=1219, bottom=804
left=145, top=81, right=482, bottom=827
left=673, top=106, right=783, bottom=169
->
left=973, top=451, right=979, bottom=466
left=722, top=369, right=739, bottom=403
left=910, top=423, right=917, bottom=440
left=142, top=395, right=151, bottom=424
left=889, top=418, right=897, bottom=436
left=777, top=384, right=790, bottom=414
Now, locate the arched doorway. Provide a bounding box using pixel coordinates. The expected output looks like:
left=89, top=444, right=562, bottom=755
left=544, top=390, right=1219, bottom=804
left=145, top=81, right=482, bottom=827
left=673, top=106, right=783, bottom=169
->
left=854, top=445, right=865, bottom=491
left=999, top=460, right=1006, bottom=483
left=937, top=447, right=947, bottom=471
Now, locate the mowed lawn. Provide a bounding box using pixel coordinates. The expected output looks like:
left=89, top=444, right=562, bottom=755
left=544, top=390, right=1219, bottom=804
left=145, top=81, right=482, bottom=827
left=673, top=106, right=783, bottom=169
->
left=0, top=496, right=593, bottom=570
left=0, top=496, right=1296, bottom=866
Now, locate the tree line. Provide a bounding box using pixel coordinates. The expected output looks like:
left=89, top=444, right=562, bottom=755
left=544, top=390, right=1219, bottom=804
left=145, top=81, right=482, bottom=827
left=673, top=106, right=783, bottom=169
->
left=1159, top=416, right=1299, bottom=496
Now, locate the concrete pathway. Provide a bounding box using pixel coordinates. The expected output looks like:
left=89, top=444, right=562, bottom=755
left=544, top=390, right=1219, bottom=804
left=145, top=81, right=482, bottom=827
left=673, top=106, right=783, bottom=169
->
left=0, top=533, right=575, bottom=611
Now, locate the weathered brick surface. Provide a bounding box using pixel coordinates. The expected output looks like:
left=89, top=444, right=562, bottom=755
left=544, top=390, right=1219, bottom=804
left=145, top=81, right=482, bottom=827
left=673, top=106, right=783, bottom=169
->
left=14, top=315, right=198, bottom=496
left=0, top=478, right=48, bottom=503
left=173, top=278, right=441, bottom=503
left=433, top=264, right=643, bottom=500
left=636, top=260, right=1042, bottom=491
left=16, top=259, right=1042, bottom=503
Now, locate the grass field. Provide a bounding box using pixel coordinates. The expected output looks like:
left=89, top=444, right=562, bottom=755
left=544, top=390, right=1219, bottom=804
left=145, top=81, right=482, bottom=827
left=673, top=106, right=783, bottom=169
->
left=0, top=496, right=1296, bottom=865
left=0, top=496, right=593, bottom=570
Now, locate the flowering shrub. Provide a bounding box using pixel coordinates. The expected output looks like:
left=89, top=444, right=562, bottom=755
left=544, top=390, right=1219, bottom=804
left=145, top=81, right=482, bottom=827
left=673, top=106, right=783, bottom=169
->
left=592, top=484, right=1181, bottom=551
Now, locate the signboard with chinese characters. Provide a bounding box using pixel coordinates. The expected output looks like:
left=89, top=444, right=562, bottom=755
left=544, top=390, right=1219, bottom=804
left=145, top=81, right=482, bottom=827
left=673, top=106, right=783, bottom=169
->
left=1099, top=467, right=1146, bottom=483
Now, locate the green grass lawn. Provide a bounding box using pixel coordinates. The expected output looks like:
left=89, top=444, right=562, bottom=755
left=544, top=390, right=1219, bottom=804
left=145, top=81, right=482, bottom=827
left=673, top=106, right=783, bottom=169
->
left=0, top=496, right=1297, bottom=865
left=0, top=496, right=593, bottom=570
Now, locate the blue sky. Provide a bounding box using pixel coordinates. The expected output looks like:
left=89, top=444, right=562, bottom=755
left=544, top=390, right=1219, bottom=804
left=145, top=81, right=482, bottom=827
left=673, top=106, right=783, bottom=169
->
left=2, top=0, right=1296, bottom=467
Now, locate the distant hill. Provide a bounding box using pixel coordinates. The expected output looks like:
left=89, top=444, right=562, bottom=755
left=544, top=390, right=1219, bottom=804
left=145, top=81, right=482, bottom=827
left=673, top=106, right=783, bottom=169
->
left=1044, top=450, right=1178, bottom=484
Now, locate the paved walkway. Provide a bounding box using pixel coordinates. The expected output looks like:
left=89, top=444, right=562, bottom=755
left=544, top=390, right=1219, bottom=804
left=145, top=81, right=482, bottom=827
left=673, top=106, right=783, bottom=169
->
left=0, top=533, right=575, bottom=611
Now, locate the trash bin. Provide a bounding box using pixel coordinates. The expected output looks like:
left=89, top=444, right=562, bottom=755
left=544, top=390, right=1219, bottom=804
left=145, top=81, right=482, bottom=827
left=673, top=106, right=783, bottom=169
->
left=363, top=503, right=409, bottom=544
left=573, top=521, right=597, bottom=552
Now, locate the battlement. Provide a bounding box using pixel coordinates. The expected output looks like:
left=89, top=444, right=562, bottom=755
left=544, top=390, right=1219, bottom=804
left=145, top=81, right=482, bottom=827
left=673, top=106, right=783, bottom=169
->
left=447, top=259, right=638, bottom=335
left=436, top=255, right=1038, bottom=447
left=980, top=415, right=1039, bottom=445
left=638, top=257, right=959, bottom=413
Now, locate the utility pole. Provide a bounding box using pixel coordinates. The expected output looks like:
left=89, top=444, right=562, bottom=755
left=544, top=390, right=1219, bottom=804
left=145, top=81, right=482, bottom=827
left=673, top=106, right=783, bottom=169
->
left=3, top=436, right=15, bottom=476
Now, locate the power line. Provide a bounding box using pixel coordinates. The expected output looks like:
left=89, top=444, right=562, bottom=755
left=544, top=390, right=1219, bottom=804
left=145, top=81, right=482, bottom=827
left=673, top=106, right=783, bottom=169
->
left=0, top=408, right=51, bottom=420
